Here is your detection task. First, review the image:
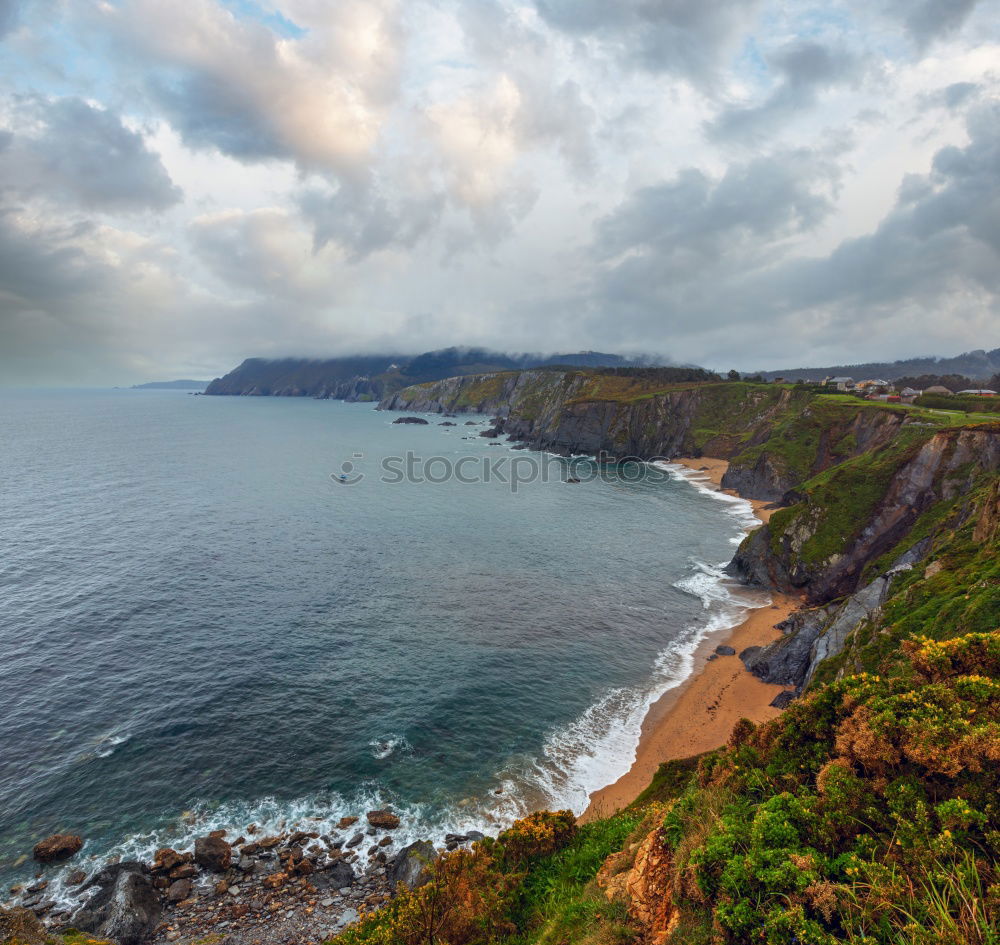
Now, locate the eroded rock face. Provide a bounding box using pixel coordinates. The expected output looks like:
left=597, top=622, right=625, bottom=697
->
left=71, top=862, right=162, bottom=945
left=732, top=428, right=1000, bottom=604
left=194, top=834, right=232, bottom=872
left=32, top=833, right=83, bottom=863
left=598, top=829, right=677, bottom=944
left=0, top=906, right=47, bottom=945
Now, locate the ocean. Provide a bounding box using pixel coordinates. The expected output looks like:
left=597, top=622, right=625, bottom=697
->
left=0, top=389, right=767, bottom=893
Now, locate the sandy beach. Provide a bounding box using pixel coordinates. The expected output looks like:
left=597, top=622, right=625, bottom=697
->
left=580, top=457, right=797, bottom=822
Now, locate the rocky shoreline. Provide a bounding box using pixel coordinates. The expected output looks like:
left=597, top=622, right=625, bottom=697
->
left=5, top=813, right=485, bottom=945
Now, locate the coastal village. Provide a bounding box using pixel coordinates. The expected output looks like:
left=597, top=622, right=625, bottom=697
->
left=820, top=376, right=997, bottom=402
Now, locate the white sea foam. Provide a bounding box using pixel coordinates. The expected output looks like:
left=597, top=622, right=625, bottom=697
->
left=496, top=461, right=772, bottom=818
left=369, top=734, right=412, bottom=760
left=94, top=732, right=130, bottom=759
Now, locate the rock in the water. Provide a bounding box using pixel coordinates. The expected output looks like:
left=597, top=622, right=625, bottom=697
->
left=439, top=421, right=456, bottom=426
left=346, top=832, right=364, bottom=849
left=392, top=416, right=429, bottom=425
left=0, top=906, right=47, bottom=945
left=388, top=840, right=436, bottom=890
left=714, top=645, right=736, bottom=656
left=464, top=421, right=477, bottom=425
left=194, top=834, right=232, bottom=871
left=337, top=816, right=359, bottom=829
left=770, top=690, right=797, bottom=709
left=70, top=862, right=162, bottom=945
left=32, top=834, right=83, bottom=863
left=366, top=809, right=400, bottom=830
left=166, top=878, right=192, bottom=903
left=479, top=427, right=501, bottom=438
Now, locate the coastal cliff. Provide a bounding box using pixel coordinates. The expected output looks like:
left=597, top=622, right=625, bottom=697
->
left=382, top=370, right=1000, bottom=692
left=363, top=369, right=1000, bottom=945
left=9, top=373, right=995, bottom=945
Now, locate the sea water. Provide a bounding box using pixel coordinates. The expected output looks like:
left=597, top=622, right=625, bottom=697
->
left=0, top=390, right=767, bottom=891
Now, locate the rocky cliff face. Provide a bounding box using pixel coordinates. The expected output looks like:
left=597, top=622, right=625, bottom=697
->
left=731, top=427, right=1000, bottom=602
left=382, top=371, right=1000, bottom=693
left=381, top=371, right=922, bottom=500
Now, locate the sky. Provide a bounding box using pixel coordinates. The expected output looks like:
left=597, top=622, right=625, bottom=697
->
left=0, top=0, right=998, bottom=384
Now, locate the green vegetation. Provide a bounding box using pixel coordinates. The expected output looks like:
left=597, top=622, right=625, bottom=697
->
left=915, top=394, right=1000, bottom=414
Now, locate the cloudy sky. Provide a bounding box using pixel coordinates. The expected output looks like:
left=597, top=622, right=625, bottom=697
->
left=1, top=0, right=998, bottom=384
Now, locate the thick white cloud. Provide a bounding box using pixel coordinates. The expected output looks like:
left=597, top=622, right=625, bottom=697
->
left=93, top=0, right=403, bottom=176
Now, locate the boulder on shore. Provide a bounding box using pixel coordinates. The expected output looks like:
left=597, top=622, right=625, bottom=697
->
left=366, top=809, right=401, bottom=830
left=388, top=840, right=436, bottom=890
left=70, top=862, right=162, bottom=945
left=194, top=834, right=232, bottom=871
left=714, top=645, right=736, bottom=656
left=32, top=833, right=83, bottom=863
left=166, top=878, right=192, bottom=903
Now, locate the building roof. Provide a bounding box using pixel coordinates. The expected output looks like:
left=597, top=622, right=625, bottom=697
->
left=923, top=385, right=952, bottom=395
left=958, top=389, right=997, bottom=395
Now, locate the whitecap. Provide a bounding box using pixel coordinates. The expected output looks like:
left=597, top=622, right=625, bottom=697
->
left=368, top=734, right=411, bottom=760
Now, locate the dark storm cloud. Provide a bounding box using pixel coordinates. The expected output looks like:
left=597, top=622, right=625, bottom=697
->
left=708, top=42, right=864, bottom=143
left=298, top=182, right=446, bottom=262
left=588, top=103, right=1000, bottom=356
left=0, top=97, right=181, bottom=212
left=884, top=0, right=982, bottom=47
left=533, top=0, right=761, bottom=82
left=777, top=102, right=1000, bottom=308
left=0, top=0, right=23, bottom=38
left=941, top=82, right=981, bottom=109
left=598, top=148, right=838, bottom=271
left=149, top=72, right=282, bottom=163
left=0, top=207, right=172, bottom=384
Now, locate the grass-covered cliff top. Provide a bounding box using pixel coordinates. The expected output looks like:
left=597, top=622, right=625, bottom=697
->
left=396, top=369, right=998, bottom=426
